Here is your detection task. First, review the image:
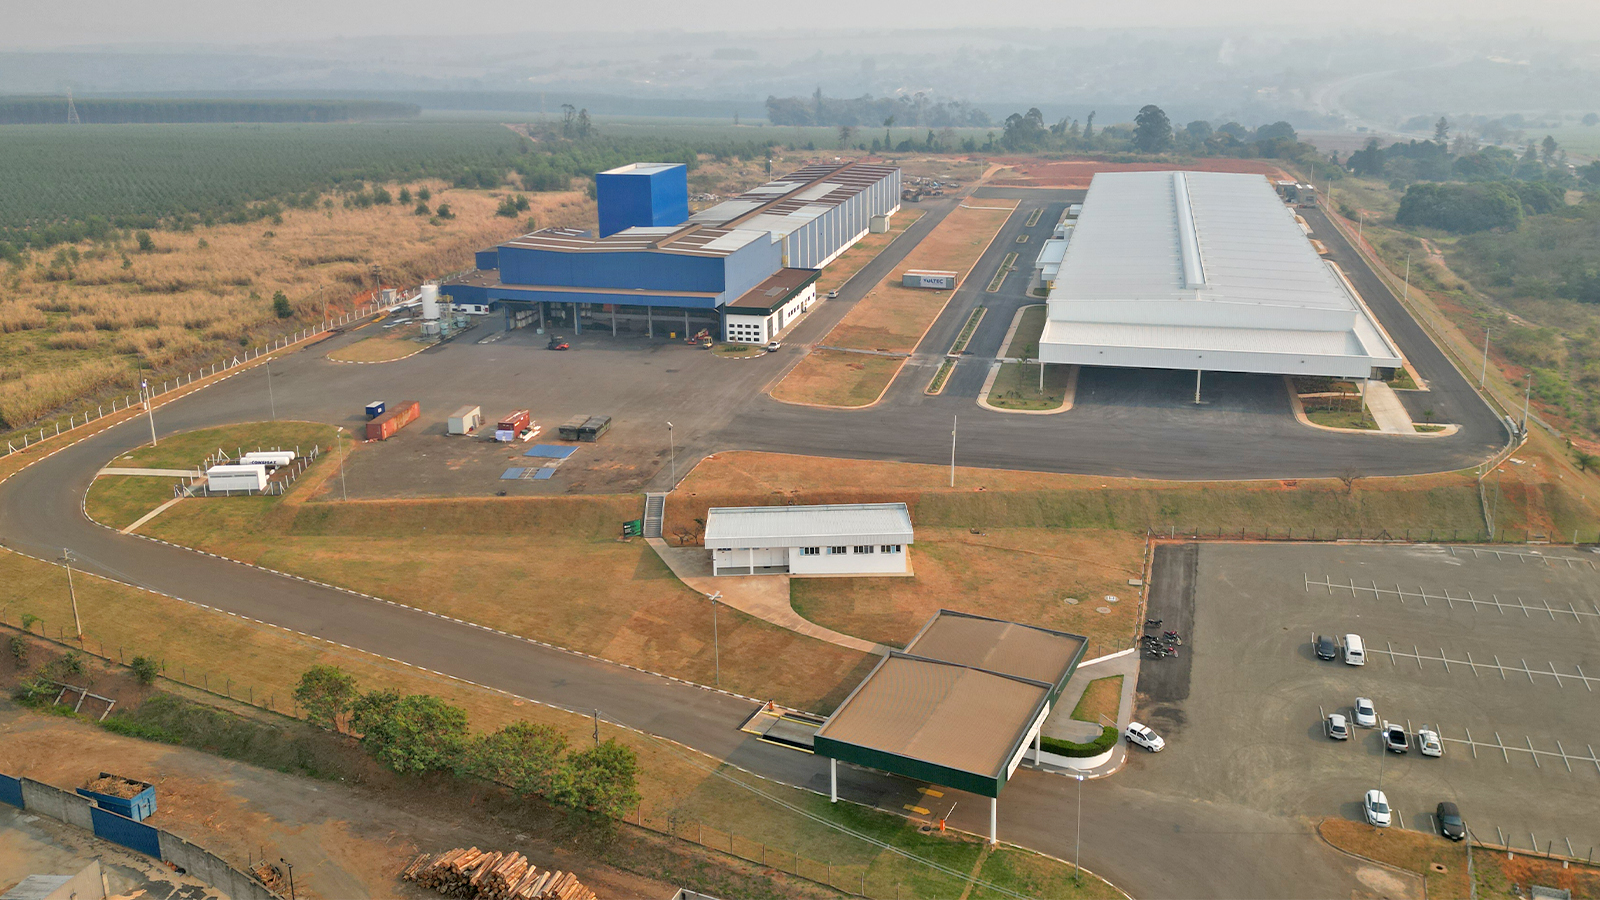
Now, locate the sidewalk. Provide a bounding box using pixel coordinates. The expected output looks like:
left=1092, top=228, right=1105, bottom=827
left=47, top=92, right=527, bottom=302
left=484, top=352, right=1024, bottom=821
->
left=646, top=539, right=886, bottom=655
left=1363, top=381, right=1416, bottom=434
left=1033, top=649, right=1141, bottom=778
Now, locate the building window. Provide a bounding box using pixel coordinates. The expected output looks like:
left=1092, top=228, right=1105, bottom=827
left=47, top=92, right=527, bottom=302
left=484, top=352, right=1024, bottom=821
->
left=800, top=547, right=820, bottom=556
left=828, top=546, right=847, bottom=555
left=852, top=545, right=874, bottom=554
left=880, top=544, right=902, bottom=554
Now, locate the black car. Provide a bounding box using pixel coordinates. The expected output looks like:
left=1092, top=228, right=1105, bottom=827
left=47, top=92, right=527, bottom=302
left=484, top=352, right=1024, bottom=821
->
left=1315, top=634, right=1338, bottom=660
left=1437, top=802, right=1466, bottom=841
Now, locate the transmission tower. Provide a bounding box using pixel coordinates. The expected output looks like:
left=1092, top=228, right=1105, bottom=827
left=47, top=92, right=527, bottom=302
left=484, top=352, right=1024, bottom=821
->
left=66, top=89, right=81, bottom=125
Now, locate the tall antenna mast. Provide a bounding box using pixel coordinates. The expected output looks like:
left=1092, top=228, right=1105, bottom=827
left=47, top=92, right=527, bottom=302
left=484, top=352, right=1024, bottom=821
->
left=66, top=89, right=81, bottom=125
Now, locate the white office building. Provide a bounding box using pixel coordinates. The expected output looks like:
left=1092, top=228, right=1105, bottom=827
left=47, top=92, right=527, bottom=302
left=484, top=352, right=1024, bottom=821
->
left=704, top=502, right=914, bottom=576
left=1038, top=171, right=1403, bottom=380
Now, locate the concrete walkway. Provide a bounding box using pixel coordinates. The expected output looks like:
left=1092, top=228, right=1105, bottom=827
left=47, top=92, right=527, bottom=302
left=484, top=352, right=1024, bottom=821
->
left=646, top=538, right=886, bottom=655
left=97, top=467, right=195, bottom=477
left=1363, top=381, right=1416, bottom=434
left=1034, top=648, right=1141, bottom=777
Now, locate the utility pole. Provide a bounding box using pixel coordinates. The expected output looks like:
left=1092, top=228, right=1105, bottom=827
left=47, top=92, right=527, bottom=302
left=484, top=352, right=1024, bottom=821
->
left=667, top=422, right=676, bottom=485
left=707, top=591, right=722, bottom=688
left=1480, top=328, right=1490, bottom=387
left=59, top=549, right=82, bottom=641
left=949, top=416, right=957, bottom=488
left=1074, top=773, right=1085, bottom=883
left=336, top=429, right=349, bottom=501
left=1402, top=252, right=1411, bottom=304
left=141, top=380, right=157, bottom=447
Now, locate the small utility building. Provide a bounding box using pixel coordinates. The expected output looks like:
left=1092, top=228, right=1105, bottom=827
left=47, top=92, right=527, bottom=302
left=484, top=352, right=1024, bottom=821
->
left=1038, top=171, right=1403, bottom=381
left=814, top=611, right=1088, bottom=843
left=703, top=502, right=913, bottom=576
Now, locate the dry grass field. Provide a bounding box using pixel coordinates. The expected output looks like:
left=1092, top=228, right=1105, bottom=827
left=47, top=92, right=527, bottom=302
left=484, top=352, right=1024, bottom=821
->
left=0, top=184, right=592, bottom=432
left=325, top=322, right=430, bottom=362
left=1317, top=818, right=1468, bottom=899
left=772, top=201, right=1016, bottom=407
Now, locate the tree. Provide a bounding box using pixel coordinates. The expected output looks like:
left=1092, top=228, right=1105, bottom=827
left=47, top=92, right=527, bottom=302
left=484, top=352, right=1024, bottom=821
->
left=1542, top=134, right=1558, bottom=165
left=1575, top=450, right=1599, bottom=473
left=272, top=291, right=292, bottom=318
left=1336, top=467, right=1362, bottom=494
left=1133, top=105, right=1173, bottom=153
left=1585, top=113, right=1600, bottom=126
left=135, top=231, right=154, bottom=252
left=1434, top=117, right=1450, bottom=145
left=1081, top=111, right=1096, bottom=142
left=1001, top=108, right=1046, bottom=151
left=468, top=721, right=568, bottom=797
left=495, top=197, right=520, bottom=218
left=883, top=115, right=895, bottom=149
left=350, top=690, right=469, bottom=774
left=554, top=739, right=640, bottom=821
left=413, top=202, right=431, bottom=217
left=294, top=665, right=359, bottom=731
left=417, top=186, right=432, bottom=201
left=398, top=187, right=412, bottom=204
left=1395, top=182, right=1523, bottom=234
left=129, top=656, right=159, bottom=684
left=837, top=124, right=855, bottom=149
left=435, top=203, right=454, bottom=220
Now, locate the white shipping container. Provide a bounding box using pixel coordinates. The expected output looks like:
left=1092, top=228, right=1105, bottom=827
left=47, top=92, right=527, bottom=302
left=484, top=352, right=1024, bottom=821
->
left=206, top=463, right=269, bottom=492
left=240, top=451, right=295, bottom=469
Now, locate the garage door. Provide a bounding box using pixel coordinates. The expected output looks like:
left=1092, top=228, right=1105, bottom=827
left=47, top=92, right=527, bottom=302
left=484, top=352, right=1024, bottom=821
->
left=750, top=547, right=788, bottom=568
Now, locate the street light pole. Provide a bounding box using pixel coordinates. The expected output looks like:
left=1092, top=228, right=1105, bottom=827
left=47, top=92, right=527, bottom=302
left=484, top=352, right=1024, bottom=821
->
left=266, top=358, right=276, bottom=421
left=667, top=422, right=676, bottom=485
left=60, top=549, right=82, bottom=641
left=1522, top=373, right=1533, bottom=434
left=949, top=415, right=957, bottom=488
left=336, top=429, right=349, bottom=501
left=1074, top=773, right=1084, bottom=883
left=141, top=380, right=157, bottom=447
left=707, top=591, right=722, bottom=688
left=1402, top=252, right=1411, bottom=304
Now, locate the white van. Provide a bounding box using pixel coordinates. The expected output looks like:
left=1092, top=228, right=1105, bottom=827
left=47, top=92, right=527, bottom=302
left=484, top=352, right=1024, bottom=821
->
left=1343, top=634, right=1366, bottom=666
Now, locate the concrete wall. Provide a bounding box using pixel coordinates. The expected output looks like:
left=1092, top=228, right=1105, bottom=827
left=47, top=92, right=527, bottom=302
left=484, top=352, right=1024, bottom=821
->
left=789, top=544, right=909, bottom=576
left=21, top=778, right=95, bottom=831
left=158, top=831, right=280, bottom=900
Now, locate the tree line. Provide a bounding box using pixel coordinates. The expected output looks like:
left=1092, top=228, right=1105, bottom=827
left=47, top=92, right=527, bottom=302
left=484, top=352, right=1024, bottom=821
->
left=766, top=90, right=992, bottom=129
left=0, top=97, right=420, bottom=125
left=294, top=665, right=641, bottom=825
left=996, top=103, right=1308, bottom=161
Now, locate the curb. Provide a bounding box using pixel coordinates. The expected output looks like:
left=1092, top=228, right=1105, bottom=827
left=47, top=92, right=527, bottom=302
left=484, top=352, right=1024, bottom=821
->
left=326, top=342, right=430, bottom=364
left=1283, top=376, right=1450, bottom=438
left=977, top=361, right=1076, bottom=415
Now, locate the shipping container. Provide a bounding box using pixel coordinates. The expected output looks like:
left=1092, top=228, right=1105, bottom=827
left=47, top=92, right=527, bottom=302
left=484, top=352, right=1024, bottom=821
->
left=901, top=270, right=958, bottom=290
left=558, top=415, right=589, bottom=441
left=365, top=401, right=386, bottom=419
left=494, top=409, right=531, bottom=442
left=205, top=463, right=268, bottom=492
left=366, top=400, right=420, bottom=441
left=578, top=415, right=612, bottom=442
left=77, top=773, right=157, bottom=822
left=448, top=405, right=483, bottom=435
left=240, top=451, right=295, bottom=469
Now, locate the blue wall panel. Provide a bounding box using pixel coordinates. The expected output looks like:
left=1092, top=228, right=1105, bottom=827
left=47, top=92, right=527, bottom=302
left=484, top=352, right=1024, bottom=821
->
left=91, top=806, right=162, bottom=858
left=475, top=249, right=498, bottom=270
left=0, top=773, right=21, bottom=809
left=498, top=246, right=727, bottom=294
left=597, top=165, right=688, bottom=237
left=438, top=283, right=491, bottom=304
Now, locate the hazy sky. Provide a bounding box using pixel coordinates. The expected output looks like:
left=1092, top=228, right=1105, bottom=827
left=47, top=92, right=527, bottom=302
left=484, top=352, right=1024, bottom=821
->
left=4, top=0, right=1596, bottom=48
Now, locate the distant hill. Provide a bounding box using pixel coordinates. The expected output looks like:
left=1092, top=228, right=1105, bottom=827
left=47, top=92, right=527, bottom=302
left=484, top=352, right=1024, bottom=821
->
left=0, top=97, right=419, bottom=124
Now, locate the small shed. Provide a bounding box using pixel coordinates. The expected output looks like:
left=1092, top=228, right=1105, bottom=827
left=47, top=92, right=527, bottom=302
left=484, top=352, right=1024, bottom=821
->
left=703, top=502, right=914, bottom=576
left=448, top=405, right=483, bottom=435
left=205, top=463, right=267, bottom=493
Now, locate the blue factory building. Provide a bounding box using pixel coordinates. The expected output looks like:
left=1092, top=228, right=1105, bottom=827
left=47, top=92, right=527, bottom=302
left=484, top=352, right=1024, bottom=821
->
left=442, top=160, right=900, bottom=342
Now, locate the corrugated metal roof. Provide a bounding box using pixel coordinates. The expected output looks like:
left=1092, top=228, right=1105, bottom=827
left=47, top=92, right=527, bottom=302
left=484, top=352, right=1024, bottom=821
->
left=689, top=162, right=899, bottom=236
left=499, top=224, right=763, bottom=259
left=905, top=612, right=1085, bottom=688
left=703, top=502, right=913, bottom=546
left=813, top=656, right=1047, bottom=780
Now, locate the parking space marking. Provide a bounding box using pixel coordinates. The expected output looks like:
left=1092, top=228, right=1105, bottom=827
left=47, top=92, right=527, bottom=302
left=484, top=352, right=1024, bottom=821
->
left=1303, top=574, right=1600, bottom=622
left=1450, top=546, right=1599, bottom=569
left=1364, top=645, right=1600, bottom=690
left=1440, top=729, right=1600, bottom=774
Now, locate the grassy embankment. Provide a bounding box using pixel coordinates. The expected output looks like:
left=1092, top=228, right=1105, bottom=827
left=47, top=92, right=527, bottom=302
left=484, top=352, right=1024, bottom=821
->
left=773, top=201, right=1016, bottom=407
left=326, top=322, right=430, bottom=362
left=0, top=549, right=1118, bottom=900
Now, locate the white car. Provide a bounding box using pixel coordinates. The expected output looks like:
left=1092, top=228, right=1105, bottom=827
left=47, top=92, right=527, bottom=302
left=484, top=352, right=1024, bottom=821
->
left=1364, top=789, right=1392, bottom=827
left=1417, top=727, right=1443, bottom=758
left=765, top=341, right=782, bottom=352
left=1353, top=697, right=1378, bottom=728
left=1125, top=722, right=1165, bottom=752
left=1326, top=713, right=1350, bottom=740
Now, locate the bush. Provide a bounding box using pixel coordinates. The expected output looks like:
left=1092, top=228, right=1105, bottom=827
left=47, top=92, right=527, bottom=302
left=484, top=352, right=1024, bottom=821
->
left=129, top=655, right=159, bottom=684
left=8, top=635, right=26, bottom=666
left=349, top=690, right=468, bottom=774
left=553, top=739, right=640, bottom=821
left=468, top=721, right=568, bottom=797
left=1040, top=725, right=1119, bottom=757
left=272, top=291, right=292, bottom=319
left=1396, top=182, right=1523, bottom=234
left=135, top=230, right=155, bottom=252
left=294, top=664, right=359, bottom=731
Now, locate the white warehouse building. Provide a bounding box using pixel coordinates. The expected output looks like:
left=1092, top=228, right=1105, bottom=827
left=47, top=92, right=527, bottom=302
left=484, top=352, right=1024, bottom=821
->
left=1038, top=171, right=1403, bottom=380
left=704, top=502, right=914, bottom=577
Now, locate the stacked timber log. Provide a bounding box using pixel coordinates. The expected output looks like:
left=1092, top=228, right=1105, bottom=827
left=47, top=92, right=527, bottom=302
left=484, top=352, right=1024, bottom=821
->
left=402, top=848, right=596, bottom=900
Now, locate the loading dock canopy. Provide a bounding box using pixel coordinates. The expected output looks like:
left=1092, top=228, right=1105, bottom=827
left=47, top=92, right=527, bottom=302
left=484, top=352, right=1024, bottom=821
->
left=813, top=611, right=1087, bottom=798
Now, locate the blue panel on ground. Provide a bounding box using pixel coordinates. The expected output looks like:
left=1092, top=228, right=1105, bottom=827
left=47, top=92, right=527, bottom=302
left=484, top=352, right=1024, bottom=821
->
left=523, top=445, right=577, bottom=459
left=0, top=773, right=22, bottom=809
left=500, top=468, right=525, bottom=480
left=533, top=468, right=556, bottom=480
left=90, top=806, right=162, bottom=858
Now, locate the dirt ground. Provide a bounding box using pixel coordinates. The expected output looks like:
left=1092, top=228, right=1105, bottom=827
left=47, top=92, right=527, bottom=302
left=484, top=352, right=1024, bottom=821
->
left=0, top=701, right=669, bottom=900
left=987, top=157, right=1291, bottom=188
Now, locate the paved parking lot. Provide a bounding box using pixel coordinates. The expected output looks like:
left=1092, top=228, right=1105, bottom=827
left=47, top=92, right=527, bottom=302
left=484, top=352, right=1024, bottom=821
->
left=1133, top=542, right=1600, bottom=861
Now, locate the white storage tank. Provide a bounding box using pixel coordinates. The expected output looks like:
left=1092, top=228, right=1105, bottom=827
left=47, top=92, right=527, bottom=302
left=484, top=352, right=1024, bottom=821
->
left=240, top=451, right=295, bottom=470
left=206, top=463, right=268, bottom=492
left=420, top=283, right=440, bottom=320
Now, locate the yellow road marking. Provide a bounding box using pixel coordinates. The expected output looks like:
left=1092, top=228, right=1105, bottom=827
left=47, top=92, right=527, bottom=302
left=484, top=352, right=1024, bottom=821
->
left=919, top=788, right=944, bottom=798
left=903, top=804, right=931, bottom=815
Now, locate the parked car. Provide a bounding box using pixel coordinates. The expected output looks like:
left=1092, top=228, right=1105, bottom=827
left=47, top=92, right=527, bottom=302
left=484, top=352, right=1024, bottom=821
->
left=1315, top=634, right=1338, bottom=660
left=1417, top=727, right=1443, bottom=758
left=1325, top=713, right=1350, bottom=740
left=1124, top=722, right=1165, bottom=752
left=826, top=289, right=839, bottom=299
left=1436, top=801, right=1466, bottom=841
left=765, top=341, right=782, bottom=352
left=1383, top=721, right=1409, bottom=753
left=1364, top=789, right=1392, bottom=827
left=1353, top=697, right=1378, bottom=728
left=1343, top=633, right=1366, bottom=665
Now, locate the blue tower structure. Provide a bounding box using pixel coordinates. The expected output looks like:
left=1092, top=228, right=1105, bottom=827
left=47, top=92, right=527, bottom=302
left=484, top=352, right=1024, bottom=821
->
left=595, top=163, right=689, bottom=237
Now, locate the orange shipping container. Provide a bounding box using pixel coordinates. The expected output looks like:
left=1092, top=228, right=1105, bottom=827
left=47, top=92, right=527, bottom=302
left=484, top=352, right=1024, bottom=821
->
left=366, top=400, right=420, bottom=441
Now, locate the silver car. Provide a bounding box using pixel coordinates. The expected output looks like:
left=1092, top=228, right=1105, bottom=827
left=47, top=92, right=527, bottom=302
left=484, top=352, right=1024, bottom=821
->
left=1364, top=789, right=1392, bottom=827
left=1353, top=697, right=1377, bottom=728
left=1326, top=713, right=1350, bottom=740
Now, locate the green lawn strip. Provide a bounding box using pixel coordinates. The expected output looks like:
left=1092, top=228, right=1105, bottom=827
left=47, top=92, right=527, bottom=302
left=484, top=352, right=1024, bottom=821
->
left=926, top=358, right=956, bottom=395
left=1069, top=676, right=1123, bottom=724
left=108, top=421, right=338, bottom=471
left=85, top=476, right=183, bottom=530
left=1388, top=367, right=1419, bottom=390
left=949, top=307, right=986, bottom=355
left=1415, top=424, right=1447, bottom=433
left=986, top=253, right=1019, bottom=292
left=1024, top=208, right=1044, bottom=227
left=712, top=344, right=762, bottom=358
left=1002, top=306, right=1048, bottom=360
left=1306, top=407, right=1379, bottom=430
left=988, top=362, right=1071, bottom=410
left=971, top=845, right=1125, bottom=899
